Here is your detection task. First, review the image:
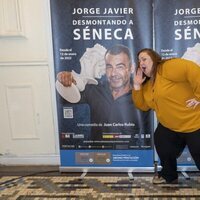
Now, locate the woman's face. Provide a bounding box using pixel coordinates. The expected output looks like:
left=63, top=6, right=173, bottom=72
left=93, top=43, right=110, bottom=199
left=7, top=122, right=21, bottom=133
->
left=138, top=52, right=153, bottom=77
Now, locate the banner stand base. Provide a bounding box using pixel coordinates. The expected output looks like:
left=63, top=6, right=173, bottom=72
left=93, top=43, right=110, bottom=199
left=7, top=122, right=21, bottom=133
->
left=181, top=171, right=190, bottom=180
left=79, top=172, right=87, bottom=180
left=128, top=172, right=134, bottom=180
left=59, top=166, right=155, bottom=173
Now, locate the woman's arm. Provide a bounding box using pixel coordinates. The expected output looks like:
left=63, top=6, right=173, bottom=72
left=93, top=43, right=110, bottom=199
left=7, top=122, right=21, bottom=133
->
left=132, top=88, right=150, bottom=111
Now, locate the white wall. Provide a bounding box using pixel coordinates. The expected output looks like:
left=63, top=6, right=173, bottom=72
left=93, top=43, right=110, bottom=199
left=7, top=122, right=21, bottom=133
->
left=0, top=0, right=59, bottom=165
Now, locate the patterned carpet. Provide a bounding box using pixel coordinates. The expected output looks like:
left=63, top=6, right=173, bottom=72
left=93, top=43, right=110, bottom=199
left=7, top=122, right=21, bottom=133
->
left=1, top=173, right=200, bottom=200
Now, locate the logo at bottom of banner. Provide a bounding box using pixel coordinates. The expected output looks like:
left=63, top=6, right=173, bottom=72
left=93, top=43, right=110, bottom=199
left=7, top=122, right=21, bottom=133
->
left=60, top=150, right=154, bottom=167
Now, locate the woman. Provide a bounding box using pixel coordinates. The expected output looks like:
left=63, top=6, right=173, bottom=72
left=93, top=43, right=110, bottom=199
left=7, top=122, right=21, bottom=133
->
left=132, top=48, right=200, bottom=184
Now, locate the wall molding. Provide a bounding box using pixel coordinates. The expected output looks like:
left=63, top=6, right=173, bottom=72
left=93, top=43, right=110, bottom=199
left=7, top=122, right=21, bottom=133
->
left=0, top=154, right=60, bottom=166
left=0, top=61, right=49, bottom=67
left=6, top=84, right=38, bottom=140
left=0, top=0, right=25, bottom=37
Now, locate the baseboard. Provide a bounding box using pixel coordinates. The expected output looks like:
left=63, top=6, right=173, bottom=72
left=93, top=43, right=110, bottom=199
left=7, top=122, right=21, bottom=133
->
left=0, top=154, right=60, bottom=166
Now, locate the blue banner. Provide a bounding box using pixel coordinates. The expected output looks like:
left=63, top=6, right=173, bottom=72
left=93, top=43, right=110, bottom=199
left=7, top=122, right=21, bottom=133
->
left=50, top=0, right=154, bottom=170
left=154, top=0, right=200, bottom=169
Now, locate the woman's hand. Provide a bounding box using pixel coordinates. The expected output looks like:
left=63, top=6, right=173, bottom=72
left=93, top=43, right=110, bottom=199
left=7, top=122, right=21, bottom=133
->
left=186, top=98, right=200, bottom=109
left=57, top=71, right=76, bottom=87
left=133, top=68, right=146, bottom=90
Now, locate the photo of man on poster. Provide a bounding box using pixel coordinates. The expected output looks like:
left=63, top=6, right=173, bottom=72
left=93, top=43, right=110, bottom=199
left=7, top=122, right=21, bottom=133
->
left=56, top=44, right=153, bottom=149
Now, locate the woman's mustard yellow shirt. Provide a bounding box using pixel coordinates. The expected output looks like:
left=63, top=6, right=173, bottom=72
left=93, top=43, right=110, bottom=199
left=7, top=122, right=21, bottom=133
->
left=132, top=58, right=200, bottom=133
